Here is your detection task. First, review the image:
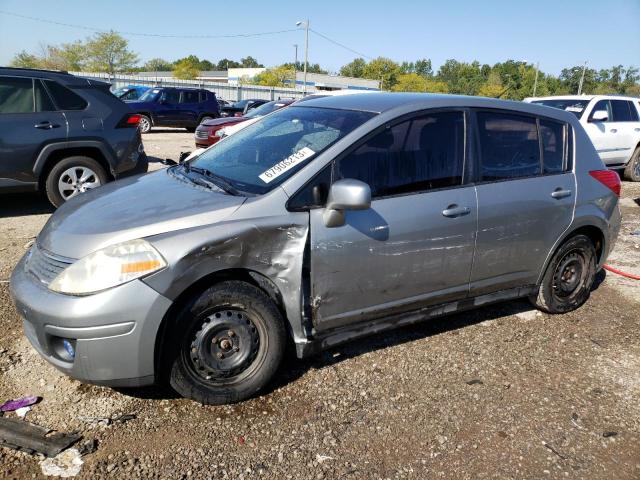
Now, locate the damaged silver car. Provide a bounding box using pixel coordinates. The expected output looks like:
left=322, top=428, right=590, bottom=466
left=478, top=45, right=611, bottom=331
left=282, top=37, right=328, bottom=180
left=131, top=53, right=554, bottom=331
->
left=11, top=93, right=621, bottom=404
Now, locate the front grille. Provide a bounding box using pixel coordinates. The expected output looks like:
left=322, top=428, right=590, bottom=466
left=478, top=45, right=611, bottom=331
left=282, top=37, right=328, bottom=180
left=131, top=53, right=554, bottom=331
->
left=27, top=246, right=74, bottom=285
left=195, top=129, right=209, bottom=139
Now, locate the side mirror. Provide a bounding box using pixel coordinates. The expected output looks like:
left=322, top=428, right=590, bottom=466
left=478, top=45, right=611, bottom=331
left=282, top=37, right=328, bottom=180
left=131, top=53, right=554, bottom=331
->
left=323, top=179, right=371, bottom=228
left=590, top=110, right=608, bottom=122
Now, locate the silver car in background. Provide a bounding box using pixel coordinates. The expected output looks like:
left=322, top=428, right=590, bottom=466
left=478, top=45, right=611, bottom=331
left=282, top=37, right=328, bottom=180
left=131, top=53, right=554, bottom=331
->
left=10, top=93, right=621, bottom=404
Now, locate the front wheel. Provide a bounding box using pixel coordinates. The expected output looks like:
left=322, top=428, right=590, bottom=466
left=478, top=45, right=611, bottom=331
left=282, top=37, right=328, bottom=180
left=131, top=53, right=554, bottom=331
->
left=623, top=146, right=640, bottom=182
left=169, top=281, right=286, bottom=404
left=530, top=234, right=597, bottom=314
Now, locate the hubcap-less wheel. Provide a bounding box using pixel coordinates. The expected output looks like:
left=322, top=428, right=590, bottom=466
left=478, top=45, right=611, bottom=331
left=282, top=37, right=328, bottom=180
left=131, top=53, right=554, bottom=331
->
left=633, top=155, right=640, bottom=178
left=58, top=166, right=101, bottom=200
left=200, top=116, right=213, bottom=124
left=552, top=251, right=586, bottom=300
left=187, top=309, right=261, bottom=384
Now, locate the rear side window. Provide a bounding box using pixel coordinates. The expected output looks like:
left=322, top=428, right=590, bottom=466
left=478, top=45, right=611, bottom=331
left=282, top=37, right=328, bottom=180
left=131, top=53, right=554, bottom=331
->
left=476, top=111, right=541, bottom=181
left=161, top=90, right=180, bottom=104
left=335, top=111, right=465, bottom=198
left=180, top=90, right=199, bottom=103
left=44, top=80, right=87, bottom=110
left=199, top=91, right=210, bottom=102
left=540, top=119, right=567, bottom=174
left=34, top=80, right=55, bottom=112
left=0, top=76, right=34, bottom=113
left=611, top=100, right=635, bottom=122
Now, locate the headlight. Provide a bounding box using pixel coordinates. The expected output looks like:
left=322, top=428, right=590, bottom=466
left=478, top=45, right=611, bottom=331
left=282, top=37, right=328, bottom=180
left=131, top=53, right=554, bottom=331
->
left=49, top=239, right=166, bottom=295
left=215, top=129, right=226, bottom=138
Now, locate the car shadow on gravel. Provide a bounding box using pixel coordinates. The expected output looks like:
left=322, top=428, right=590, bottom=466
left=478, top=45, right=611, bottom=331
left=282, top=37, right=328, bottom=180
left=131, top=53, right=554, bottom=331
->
left=113, top=271, right=608, bottom=403
left=0, top=193, right=54, bottom=218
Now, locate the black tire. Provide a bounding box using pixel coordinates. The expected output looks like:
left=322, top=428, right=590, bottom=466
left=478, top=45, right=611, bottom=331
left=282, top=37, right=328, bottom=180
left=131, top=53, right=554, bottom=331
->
left=185, top=127, right=196, bottom=133
left=138, top=114, right=152, bottom=133
left=198, top=115, right=214, bottom=124
left=530, top=234, right=597, bottom=314
left=45, top=156, right=108, bottom=208
left=623, top=145, right=640, bottom=182
left=169, top=281, right=286, bottom=404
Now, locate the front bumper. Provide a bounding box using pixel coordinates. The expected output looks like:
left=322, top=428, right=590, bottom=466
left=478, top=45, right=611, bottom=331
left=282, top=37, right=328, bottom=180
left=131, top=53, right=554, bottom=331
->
left=10, top=255, right=172, bottom=387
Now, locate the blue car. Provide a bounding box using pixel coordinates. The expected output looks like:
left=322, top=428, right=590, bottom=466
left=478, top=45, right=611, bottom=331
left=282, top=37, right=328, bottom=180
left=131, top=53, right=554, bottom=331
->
left=111, top=85, right=150, bottom=101
left=127, top=87, right=220, bottom=133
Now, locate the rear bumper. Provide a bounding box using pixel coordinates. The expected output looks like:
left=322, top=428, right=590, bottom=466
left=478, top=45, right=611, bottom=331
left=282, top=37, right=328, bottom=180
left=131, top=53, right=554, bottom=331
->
left=10, top=254, right=172, bottom=387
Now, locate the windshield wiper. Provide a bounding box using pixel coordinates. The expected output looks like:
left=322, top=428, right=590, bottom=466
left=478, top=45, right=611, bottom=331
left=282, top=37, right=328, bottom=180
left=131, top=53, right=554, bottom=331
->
left=182, top=163, right=241, bottom=195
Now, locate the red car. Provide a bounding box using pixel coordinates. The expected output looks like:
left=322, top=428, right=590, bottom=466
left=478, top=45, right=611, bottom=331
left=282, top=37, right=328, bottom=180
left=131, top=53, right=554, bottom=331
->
left=194, top=99, right=294, bottom=148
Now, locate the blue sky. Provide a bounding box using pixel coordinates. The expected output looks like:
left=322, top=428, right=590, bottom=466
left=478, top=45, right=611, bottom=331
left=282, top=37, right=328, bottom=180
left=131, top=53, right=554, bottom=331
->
left=0, top=0, right=638, bottom=75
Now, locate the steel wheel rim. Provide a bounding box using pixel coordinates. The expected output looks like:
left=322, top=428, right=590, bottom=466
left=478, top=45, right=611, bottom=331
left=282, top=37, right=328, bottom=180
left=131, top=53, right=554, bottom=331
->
left=58, top=166, right=101, bottom=200
left=634, top=155, right=640, bottom=178
left=552, top=251, right=586, bottom=299
left=185, top=308, right=264, bottom=386
left=200, top=116, right=212, bottom=124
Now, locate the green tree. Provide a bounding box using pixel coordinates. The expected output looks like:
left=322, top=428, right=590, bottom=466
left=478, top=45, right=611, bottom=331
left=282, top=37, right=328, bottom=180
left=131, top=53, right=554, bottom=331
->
left=437, top=59, right=484, bottom=95
left=85, top=31, right=138, bottom=75
left=10, top=50, right=41, bottom=68
left=363, top=57, right=401, bottom=90
left=414, top=58, right=433, bottom=77
left=339, top=58, right=367, bottom=78
left=143, top=58, right=173, bottom=71
left=173, top=57, right=200, bottom=79
left=283, top=62, right=327, bottom=74
left=392, top=73, right=428, bottom=92
left=216, top=58, right=241, bottom=70
left=252, top=65, right=295, bottom=87
left=240, top=56, right=263, bottom=68
left=477, top=71, right=504, bottom=98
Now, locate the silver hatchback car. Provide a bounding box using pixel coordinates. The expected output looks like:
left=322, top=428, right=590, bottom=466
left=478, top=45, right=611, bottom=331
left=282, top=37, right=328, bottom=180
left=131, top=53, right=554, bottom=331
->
left=11, top=94, right=621, bottom=404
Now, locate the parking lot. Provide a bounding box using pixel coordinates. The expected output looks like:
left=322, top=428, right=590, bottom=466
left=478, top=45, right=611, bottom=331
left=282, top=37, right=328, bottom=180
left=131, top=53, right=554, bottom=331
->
left=1, top=130, right=639, bottom=479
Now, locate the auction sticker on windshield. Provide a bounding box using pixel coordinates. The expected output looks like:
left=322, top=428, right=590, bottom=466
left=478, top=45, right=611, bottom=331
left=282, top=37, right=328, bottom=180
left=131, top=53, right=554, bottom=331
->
left=259, top=147, right=315, bottom=183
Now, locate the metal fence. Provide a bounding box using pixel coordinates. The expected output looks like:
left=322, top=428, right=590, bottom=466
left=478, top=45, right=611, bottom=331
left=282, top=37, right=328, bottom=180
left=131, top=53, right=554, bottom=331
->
left=70, top=72, right=306, bottom=102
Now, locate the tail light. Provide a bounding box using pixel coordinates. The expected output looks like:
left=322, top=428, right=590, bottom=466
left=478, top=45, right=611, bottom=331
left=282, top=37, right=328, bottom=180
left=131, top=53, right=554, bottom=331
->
left=589, top=170, right=621, bottom=197
left=117, top=113, right=142, bottom=128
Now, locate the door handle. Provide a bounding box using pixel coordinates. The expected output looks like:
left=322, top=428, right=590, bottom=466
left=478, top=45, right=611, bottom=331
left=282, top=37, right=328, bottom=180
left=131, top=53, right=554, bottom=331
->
left=34, top=121, right=60, bottom=130
left=551, top=188, right=572, bottom=199
left=442, top=205, right=471, bottom=218
left=634, top=128, right=640, bottom=132
left=609, top=128, right=617, bottom=133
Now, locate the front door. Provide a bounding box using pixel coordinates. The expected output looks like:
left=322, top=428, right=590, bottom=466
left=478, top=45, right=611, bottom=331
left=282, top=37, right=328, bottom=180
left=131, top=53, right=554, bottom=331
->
left=583, top=99, right=627, bottom=165
left=155, top=89, right=181, bottom=126
left=469, top=110, right=575, bottom=294
left=0, top=76, right=67, bottom=187
left=310, top=110, right=477, bottom=331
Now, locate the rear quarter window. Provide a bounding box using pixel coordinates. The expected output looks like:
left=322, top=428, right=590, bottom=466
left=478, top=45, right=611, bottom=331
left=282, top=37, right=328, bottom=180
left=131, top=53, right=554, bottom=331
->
left=44, top=80, right=88, bottom=110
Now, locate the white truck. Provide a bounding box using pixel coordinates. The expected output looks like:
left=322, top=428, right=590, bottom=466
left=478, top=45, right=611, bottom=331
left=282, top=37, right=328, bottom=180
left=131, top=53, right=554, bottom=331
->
left=524, top=95, right=640, bottom=181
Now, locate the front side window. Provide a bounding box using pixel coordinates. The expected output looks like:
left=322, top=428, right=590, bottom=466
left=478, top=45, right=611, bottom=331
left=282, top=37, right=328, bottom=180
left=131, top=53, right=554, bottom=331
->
left=139, top=89, right=160, bottom=102
left=540, top=119, right=567, bottom=174
left=589, top=100, right=612, bottom=122
left=188, top=106, right=375, bottom=195
left=477, top=111, right=541, bottom=181
left=44, top=81, right=87, bottom=110
left=335, top=111, right=465, bottom=198
left=0, top=76, right=34, bottom=113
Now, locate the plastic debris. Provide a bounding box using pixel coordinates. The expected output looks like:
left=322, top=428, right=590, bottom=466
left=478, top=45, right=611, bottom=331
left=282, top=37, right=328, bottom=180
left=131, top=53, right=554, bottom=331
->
left=40, top=448, right=83, bottom=477
left=0, top=417, right=81, bottom=457
left=78, top=413, right=136, bottom=427
left=15, top=406, right=31, bottom=418
left=315, top=454, right=333, bottom=463
left=77, top=438, right=98, bottom=456
left=630, top=229, right=640, bottom=236
left=0, top=395, right=39, bottom=412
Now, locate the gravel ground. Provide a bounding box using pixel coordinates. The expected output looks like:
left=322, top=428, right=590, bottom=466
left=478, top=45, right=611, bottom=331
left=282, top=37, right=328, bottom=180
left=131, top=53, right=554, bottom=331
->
left=0, top=131, right=639, bottom=479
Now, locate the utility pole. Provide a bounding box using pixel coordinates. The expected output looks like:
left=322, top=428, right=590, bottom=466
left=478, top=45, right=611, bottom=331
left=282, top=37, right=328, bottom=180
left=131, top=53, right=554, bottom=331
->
left=296, top=20, right=309, bottom=94
left=293, top=44, right=298, bottom=71
left=577, top=61, right=588, bottom=95
left=532, top=61, right=539, bottom=97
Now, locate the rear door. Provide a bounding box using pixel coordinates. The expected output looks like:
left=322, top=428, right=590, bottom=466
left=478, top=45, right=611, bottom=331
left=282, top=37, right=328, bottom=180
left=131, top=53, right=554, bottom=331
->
left=610, top=99, right=639, bottom=164
left=470, top=110, right=575, bottom=294
left=309, top=110, right=478, bottom=331
left=42, top=79, right=100, bottom=139
left=177, top=90, right=200, bottom=126
left=0, top=76, right=67, bottom=187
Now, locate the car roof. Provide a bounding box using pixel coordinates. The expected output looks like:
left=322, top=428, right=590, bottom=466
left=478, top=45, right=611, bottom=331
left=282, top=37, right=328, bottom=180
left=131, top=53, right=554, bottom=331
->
left=527, top=94, right=640, bottom=102
left=292, top=92, right=580, bottom=123
left=0, top=67, right=99, bottom=86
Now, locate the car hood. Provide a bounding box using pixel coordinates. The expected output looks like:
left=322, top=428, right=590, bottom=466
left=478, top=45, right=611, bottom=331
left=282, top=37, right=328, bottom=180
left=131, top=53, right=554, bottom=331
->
left=38, top=170, right=246, bottom=259
left=200, top=117, right=245, bottom=127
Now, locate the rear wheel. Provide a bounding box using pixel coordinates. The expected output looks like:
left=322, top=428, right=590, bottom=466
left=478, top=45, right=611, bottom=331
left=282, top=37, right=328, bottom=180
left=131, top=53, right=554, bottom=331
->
left=169, top=281, right=286, bottom=404
left=199, top=115, right=214, bottom=124
left=623, top=145, right=640, bottom=182
left=530, top=234, right=597, bottom=313
left=138, top=115, right=152, bottom=133
left=45, top=156, right=108, bottom=207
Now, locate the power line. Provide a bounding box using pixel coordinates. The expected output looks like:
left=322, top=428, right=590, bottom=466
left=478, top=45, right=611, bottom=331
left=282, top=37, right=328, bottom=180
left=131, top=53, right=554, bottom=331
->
left=309, top=29, right=374, bottom=60
left=0, top=10, right=298, bottom=39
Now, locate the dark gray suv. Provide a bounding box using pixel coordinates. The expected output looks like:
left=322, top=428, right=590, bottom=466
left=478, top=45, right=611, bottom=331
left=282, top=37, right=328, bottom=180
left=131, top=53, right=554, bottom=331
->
left=0, top=68, right=148, bottom=207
